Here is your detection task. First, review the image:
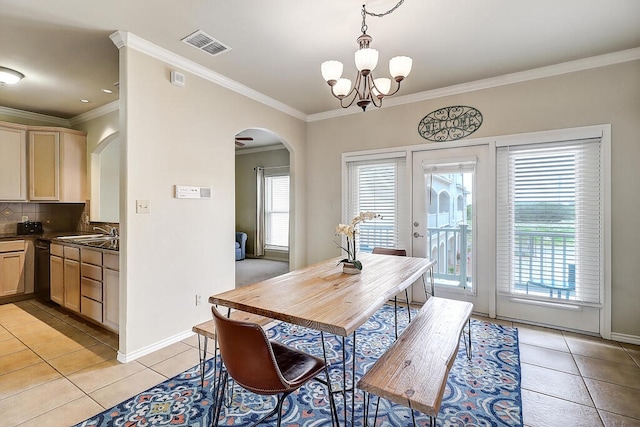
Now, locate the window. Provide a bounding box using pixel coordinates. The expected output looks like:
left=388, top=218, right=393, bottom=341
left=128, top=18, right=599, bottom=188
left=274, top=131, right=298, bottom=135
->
left=264, top=174, right=289, bottom=249
left=496, top=138, right=603, bottom=305
left=344, top=154, right=408, bottom=253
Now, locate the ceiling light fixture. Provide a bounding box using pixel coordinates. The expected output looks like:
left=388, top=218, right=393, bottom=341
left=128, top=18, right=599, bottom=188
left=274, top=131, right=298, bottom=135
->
left=80, top=99, right=89, bottom=103
left=321, top=1, right=412, bottom=111
left=102, top=88, right=113, bottom=94
left=0, top=66, right=25, bottom=85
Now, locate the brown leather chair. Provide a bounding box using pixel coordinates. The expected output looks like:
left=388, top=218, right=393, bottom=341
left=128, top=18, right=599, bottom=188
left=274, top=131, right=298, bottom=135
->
left=210, top=306, right=333, bottom=427
left=372, top=247, right=411, bottom=338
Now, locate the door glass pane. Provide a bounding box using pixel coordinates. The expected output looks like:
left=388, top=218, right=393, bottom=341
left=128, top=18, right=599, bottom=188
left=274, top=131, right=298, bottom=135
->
left=427, top=170, right=473, bottom=289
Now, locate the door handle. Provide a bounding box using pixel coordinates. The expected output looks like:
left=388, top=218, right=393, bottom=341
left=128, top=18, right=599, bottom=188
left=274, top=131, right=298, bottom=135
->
left=413, top=232, right=424, bottom=238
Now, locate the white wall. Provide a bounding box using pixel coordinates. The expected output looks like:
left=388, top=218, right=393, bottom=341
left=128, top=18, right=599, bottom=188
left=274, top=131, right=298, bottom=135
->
left=306, top=60, right=640, bottom=337
left=117, top=45, right=306, bottom=359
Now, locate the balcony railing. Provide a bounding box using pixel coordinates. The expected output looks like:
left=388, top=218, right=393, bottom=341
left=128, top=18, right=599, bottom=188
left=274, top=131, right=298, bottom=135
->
left=513, top=230, right=575, bottom=299
left=427, top=224, right=472, bottom=288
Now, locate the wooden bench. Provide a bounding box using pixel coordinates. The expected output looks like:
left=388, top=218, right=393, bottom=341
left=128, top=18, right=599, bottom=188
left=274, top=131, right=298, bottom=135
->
left=357, top=297, right=473, bottom=426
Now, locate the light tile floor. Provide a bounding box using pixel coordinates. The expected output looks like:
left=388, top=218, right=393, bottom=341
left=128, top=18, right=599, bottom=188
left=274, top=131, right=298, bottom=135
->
left=0, top=299, right=639, bottom=426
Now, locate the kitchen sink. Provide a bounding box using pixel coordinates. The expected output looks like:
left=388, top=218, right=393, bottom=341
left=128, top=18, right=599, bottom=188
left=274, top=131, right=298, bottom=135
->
left=56, top=234, right=106, bottom=240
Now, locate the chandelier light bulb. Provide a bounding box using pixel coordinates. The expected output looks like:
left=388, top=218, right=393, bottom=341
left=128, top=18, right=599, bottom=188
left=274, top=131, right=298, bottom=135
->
left=389, top=56, right=413, bottom=80
left=355, top=48, right=379, bottom=73
left=372, top=78, right=391, bottom=98
left=333, top=78, right=352, bottom=97
left=321, top=60, right=343, bottom=84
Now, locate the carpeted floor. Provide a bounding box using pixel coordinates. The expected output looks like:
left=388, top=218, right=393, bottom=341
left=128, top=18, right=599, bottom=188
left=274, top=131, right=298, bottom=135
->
left=236, top=258, right=289, bottom=287
left=74, top=304, right=522, bottom=427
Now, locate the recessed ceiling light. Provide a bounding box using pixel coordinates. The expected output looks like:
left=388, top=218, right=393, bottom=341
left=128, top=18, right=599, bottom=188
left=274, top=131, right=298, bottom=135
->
left=80, top=99, right=89, bottom=103
left=0, top=66, right=25, bottom=85
left=102, top=88, right=113, bottom=94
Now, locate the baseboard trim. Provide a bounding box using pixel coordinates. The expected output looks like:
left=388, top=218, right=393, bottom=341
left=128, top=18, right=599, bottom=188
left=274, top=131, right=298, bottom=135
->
left=117, top=329, right=194, bottom=363
left=611, top=332, right=640, bottom=346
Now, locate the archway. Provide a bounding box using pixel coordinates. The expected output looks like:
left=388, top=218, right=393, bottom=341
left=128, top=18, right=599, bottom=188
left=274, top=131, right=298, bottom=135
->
left=234, top=128, right=292, bottom=287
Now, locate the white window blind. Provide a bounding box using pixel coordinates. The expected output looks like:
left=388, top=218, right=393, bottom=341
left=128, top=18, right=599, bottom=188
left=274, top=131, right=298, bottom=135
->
left=345, top=156, right=408, bottom=253
left=265, top=174, right=289, bottom=249
left=496, top=138, right=602, bottom=306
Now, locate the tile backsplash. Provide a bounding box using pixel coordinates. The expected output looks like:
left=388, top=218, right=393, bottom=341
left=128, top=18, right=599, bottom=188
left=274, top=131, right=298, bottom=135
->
left=0, top=202, right=87, bottom=234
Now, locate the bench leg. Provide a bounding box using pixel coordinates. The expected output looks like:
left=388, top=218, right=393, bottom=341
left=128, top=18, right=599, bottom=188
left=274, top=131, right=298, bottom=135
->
left=394, top=296, right=399, bottom=339
left=463, top=318, right=472, bottom=360
left=197, top=334, right=208, bottom=389
left=362, top=393, right=381, bottom=427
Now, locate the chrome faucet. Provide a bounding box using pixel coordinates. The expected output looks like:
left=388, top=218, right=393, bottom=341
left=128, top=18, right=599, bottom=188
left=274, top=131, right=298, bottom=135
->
left=93, top=225, right=119, bottom=238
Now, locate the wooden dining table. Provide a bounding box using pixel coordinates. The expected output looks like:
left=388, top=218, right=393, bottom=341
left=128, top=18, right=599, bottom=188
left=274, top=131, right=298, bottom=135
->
left=209, top=252, right=437, bottom=426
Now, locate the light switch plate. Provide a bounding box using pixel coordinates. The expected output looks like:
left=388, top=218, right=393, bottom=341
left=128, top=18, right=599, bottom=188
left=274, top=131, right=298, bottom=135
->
left=136, top=200, right=150, bottom=214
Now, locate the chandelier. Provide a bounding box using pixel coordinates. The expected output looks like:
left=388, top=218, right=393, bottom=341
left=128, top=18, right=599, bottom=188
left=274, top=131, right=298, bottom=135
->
left=321, top=1, right=412, bottom=111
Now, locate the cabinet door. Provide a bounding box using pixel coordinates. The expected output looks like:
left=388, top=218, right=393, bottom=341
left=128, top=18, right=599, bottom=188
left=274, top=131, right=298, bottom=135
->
left=64, top=259, right=80, bottom=312
left=50, top=255, right=64, bottom=305
left=29, top=131, right=60, bottom=200
left=59, top=131, right=87, bottom=202
left=0, top=125, right=27, bottom=200
left=103, top=268, right=119, bottom=332
left=0, top=252, right=26, bottom=296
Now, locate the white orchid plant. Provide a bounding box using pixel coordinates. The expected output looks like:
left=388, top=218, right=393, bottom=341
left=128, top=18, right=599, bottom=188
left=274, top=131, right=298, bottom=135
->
left=335, top=211, right=382, bottom=270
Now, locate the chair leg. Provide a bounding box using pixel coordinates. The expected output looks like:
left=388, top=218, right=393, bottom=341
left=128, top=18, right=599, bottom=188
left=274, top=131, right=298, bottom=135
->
left=394, top=296, right=399, bottom=339
left=245, top=392, right=291, bottom=427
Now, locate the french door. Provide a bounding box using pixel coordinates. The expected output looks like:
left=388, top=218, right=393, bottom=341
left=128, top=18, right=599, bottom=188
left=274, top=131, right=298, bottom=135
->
left=411, top=145, right=493, bottom=315
left=494, top=131, right=607, bottom=335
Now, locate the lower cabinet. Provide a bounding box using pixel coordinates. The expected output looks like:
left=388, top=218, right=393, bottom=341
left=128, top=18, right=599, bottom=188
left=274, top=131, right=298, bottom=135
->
left=63, top=246, right=80, bottom=312
left=50, top=251, right=64, bottom=305
left=0, top=241, right=26, bottom=297
left=51, top=243, right=119, bottom=333
left=103, top=253, right=119, bottom=332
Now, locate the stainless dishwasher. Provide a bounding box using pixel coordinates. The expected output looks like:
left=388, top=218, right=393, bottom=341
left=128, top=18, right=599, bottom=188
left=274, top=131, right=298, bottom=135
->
left=35, top=239, right=50, bottom=301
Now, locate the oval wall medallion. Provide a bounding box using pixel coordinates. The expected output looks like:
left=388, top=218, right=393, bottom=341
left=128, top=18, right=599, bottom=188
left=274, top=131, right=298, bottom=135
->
left=418, top=106, right=483, bottom=142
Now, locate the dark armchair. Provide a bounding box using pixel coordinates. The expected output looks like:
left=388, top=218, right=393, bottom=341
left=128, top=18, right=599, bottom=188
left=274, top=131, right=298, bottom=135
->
left=235, top=232, right=247, bottom=260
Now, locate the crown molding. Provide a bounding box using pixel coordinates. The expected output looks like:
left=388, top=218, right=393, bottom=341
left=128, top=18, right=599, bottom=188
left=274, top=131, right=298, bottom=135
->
left=0, top=106, right=70, bottom=127
left=70, top=100, right=119, bottom=126
left=109, top=31, right=307, bottom=122
left=307, top=47, right=640, bottom=122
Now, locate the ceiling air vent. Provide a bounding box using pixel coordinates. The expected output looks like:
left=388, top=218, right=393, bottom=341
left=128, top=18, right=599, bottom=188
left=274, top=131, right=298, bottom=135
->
left=181, top=30, right=231, bottom=57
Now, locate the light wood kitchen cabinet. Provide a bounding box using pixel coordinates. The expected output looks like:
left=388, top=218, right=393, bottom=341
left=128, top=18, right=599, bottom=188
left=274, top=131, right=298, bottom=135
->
left=51, top=242, right=118, bottom=333
left=63, top=246, right=81, bottom=312
left=81, top=248, right=103, bottom=323
left=0, top=240, right=26, bottom=297
left=50, top=251, right=64, bottom=305
left=50, top=243, right=81, bottom=310
left=0, top=122, right=28, bottom=201
left=103, top=253, right=119, bottom=332
left=29, top=128, right=87, bottom=202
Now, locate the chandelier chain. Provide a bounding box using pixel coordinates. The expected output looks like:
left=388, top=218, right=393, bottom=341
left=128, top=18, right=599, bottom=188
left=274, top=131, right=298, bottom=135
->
left=361, top=0, right=405, bottom=34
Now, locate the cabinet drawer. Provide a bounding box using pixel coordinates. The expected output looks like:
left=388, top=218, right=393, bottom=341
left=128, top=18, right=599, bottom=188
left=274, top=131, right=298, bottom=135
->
left=81, top=248, right=102, bottom=266
left=81, top=263, right=102, bottom=281
left=51, top=243, right=64, bottom=257
left=63, top=246, right=80, bottom=261
left=103, top=253, right=119, bottom=271
left=81, top=296, right=103, bottom=323
left=81, top=277, right=102, bottom=302
left=0, top=240, right=25, bottom=253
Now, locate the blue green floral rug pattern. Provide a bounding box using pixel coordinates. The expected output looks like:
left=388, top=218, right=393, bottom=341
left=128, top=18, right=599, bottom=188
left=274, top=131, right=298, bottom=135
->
left=75, top=304, right=522, bottom=426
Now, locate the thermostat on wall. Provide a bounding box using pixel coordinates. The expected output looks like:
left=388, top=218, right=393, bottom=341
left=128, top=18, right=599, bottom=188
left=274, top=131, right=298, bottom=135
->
left=170, top=71, right=185, bottom=86
left=175, top=185, right=211, bottom=199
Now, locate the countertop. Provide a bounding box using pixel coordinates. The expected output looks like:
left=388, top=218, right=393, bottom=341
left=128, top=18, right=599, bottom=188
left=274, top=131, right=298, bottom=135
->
left=0, top=231, right=119, bottom=252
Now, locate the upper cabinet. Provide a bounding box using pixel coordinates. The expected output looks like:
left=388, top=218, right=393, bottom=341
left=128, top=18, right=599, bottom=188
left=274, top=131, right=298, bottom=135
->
left=0, top=122, right=28, bottom=201
left=29, top=128, right=87, bottom=202
left=0, top=121, right=87, bottom=202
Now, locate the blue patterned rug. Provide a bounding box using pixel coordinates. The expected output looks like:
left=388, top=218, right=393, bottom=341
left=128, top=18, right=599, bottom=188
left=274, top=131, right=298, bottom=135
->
left=75, top=304, right=522, bottom=426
